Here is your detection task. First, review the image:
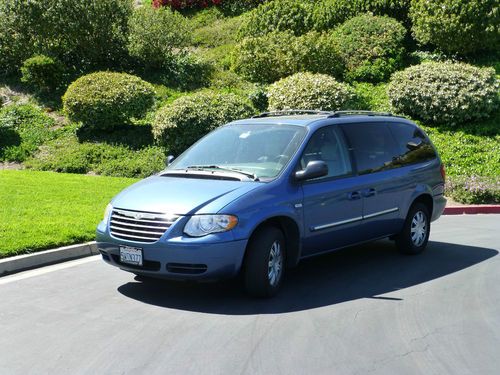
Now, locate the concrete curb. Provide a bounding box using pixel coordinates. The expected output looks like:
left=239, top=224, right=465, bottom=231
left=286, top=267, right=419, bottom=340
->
left=0, top=241, right=98, bottom=277
left=443, top=205, right=500, bottom=215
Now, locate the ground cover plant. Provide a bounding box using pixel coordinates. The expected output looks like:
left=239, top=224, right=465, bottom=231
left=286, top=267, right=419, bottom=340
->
left=0, top=170, right=137, bottom=257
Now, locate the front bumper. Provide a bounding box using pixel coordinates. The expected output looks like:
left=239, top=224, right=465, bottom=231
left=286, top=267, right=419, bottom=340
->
left=96, top=232, right=248, bottom=281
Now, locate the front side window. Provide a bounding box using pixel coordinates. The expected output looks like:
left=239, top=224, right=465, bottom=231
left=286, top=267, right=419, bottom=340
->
left=169, top=124, right=307, bottom=180
left=299, top=126, right=352, bottom=179
left=342, top=122, right=400, bottom=174
left=388, top=123, right=437, bottom=166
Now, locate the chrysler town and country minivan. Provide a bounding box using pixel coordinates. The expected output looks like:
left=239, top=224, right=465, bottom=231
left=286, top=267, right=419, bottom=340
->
left=96, top=110, right=446, bottom=297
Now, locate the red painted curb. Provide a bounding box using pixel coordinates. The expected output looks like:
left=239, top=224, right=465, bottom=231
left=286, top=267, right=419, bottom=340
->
left=443, top=205, right=500, bottom=215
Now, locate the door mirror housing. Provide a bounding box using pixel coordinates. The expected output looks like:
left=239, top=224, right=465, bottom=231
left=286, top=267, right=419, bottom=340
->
left=295, top=160, right=329, bottom=181
left=166, top=155, right=175, bottom=167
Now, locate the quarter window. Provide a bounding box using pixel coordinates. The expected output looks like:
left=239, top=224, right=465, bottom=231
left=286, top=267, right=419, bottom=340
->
left=388, top=123, right=437, bottom=166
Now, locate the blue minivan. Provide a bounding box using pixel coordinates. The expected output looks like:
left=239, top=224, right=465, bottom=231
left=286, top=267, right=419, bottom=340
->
left=96, top=110, right=446, bottom=297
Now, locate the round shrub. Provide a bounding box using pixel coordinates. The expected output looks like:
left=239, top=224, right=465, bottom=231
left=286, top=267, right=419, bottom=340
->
left=312, top=0, right=410, bottom=32
left=152, top=91, right=255, bottom=154
left=0, top=0, right=131, bottom=74
left=20, top=55, right=65, bottom=93
left=387, top=62, right=499, bottom=125
left=63, top=72, right=156, bottom=130
left=410, top=0, right=500, bottom=55
left=232, top=31, right=343, bottom=84
left=238, top=0, right=314, bottom=38
left=128, top=6, right=190, bottom=70
left=268, top=72, right=356, bottom=111
left=332, top=14, right=406, bottom=82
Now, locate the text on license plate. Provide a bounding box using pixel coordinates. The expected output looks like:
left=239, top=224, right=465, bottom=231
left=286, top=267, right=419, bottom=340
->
left=119, top=246, right=143, bottom=266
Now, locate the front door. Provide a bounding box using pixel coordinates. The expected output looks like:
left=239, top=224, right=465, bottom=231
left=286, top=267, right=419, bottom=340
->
left=300, top=126, right=363, bottom=255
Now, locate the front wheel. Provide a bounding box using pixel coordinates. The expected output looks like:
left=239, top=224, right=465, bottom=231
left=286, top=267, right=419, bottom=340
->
left=244, top=226, right=286, bottom=298
left=395, top=203, right=430, bottom=255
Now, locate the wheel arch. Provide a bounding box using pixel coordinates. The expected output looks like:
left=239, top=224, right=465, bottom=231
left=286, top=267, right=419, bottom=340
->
left=245, top=215, right=302, bottom=268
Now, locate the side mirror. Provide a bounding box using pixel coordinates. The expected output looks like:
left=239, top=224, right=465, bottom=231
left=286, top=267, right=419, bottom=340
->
left=166, top=155, right=175, bottom=167
left=295, top=160, right=328, bottom=181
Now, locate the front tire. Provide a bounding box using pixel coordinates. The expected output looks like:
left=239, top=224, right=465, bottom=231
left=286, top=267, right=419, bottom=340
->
left=244, top=226, right=286, bottom=298
left=395, top=203, right=430, bottom=255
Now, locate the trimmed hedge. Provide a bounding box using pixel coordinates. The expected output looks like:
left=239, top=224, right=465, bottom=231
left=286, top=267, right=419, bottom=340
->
left=232, top=31, right=343, bottom=83
left=0, top=0, right=131, bottom=75
left=63, top=72, right=156, bottom=130
left=332, top=14, right=406, bottom=82
left=128, top=6, right=190, bottom=70
left=268, top=72, right=356, bottom=111
left=410, top=0, right=500, bottom=55
left=312, top=0, right=410, bottom=31
left=388, top=62, right=499, bottom=125
left=20, top=55, right=65, bottom=93
left=152, top=91, right=255, bottom=154
left=238, top=0, right=313, bottom=38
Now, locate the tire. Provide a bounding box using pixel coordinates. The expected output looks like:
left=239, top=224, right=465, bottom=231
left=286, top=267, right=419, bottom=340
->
left=395, top=202, right=431, bottom=255
left=244, top=226, right=286, bottom=298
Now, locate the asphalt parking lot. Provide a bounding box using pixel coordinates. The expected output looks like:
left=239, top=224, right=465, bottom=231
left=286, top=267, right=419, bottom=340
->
left=0, top=215, right=499, bottom=375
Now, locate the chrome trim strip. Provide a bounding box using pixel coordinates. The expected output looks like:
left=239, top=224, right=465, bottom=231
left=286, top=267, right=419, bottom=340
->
left=363, top=207, right=399, bottom=219
left=110, top=232, right=158, bottom=241
left=311, top=216, right=363, bottom=232
left=110, top=225, right=164, bottom=236
left=311, top=207, right=399, bottom=232
left=110, top=220, right=169, bottom=230
left=112, top=213, right=176, bottom=225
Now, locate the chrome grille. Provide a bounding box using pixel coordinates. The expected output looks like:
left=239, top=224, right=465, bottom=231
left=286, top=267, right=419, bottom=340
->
left=109, top=209, right=178, bottom=243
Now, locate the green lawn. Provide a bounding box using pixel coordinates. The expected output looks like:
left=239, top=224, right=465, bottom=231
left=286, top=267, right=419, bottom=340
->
left=0, top=170, right=137, bottom=258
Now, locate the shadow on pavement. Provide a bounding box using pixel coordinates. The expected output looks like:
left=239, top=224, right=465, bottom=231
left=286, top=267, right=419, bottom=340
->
left=117, top=240, right=497, bottom=315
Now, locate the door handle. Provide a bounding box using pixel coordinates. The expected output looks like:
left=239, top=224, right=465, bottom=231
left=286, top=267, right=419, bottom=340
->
left=362, top=188, right=377, bottom=197
left=348, top=191, right=361, bottom=200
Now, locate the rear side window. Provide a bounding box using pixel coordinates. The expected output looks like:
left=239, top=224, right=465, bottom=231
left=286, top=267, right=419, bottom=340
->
left=341, top=122, right=400, bottom=175
left=388, top=122, right=437, bottom=166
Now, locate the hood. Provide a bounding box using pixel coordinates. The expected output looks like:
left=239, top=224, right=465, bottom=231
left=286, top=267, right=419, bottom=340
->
left=111, top=175, right=262, bottom=215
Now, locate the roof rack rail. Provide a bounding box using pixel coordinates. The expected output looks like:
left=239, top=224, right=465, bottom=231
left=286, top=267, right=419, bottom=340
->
left=327, top=110, right=393, bottom=118
left=252, top=110, right=334, bottom=118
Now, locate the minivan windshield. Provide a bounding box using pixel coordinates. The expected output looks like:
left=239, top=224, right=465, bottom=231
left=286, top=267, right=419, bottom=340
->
left=168, top=124, right=307, bottom=180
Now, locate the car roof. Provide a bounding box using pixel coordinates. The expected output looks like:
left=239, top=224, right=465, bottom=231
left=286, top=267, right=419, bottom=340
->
left=229, top=111, right=416, bottom=130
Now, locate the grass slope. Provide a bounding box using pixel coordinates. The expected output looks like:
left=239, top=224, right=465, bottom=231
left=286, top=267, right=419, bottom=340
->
left=0, top=170, right=137, bottom=257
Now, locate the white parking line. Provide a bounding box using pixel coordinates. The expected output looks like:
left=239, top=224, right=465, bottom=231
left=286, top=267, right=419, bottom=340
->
left=0, top=256, right=100, bottom=285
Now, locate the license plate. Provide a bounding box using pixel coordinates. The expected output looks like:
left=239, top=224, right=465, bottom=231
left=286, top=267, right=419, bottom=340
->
left=119, top=246, right=143, bottom=266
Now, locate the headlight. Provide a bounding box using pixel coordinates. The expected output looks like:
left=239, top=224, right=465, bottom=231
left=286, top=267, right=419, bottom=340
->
left=184, top=214, right=238, bottom=237
left=103, top=203, right=113, bottom=222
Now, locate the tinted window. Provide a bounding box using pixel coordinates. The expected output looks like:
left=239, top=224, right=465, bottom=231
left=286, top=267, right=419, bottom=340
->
left=388, top=123, right=437, bottom=166
left=300, top=126, right=352, bottom=179
left=342, top=123, right=400, bottom=174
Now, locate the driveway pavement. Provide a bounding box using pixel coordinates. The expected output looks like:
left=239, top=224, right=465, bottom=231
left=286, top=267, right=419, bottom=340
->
left=0, top=215, right=499, bottom=375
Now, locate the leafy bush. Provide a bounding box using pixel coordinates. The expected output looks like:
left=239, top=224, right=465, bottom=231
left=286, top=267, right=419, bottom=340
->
left=332, top=14, right=406, bottom=82
left=20, top=55, right=65, bottom=93
left=153, top=0, right=222, bottom=9
left=422, top=125, right=500, bottom=178
left=26, top=133, right=166, bottom=178
left=63, top=72, right=156, bottom=130
left=388, top=62, right=499, bottom=125
left=128, top=6, right=190, bottom=70
left=0, top=104, right=55, bottom=162
left=232, top=31, right=343, bottom=83
left=268, top=72, right=356, bottom=111
left=152, top=91, right=255, bottom=154
left=238, top=0, right=313, bottom=38
left=445, top=176, right=500, bottom=204
left=410, top=0, right=500, bottom=55
left=312, top=0, right=410, bottom=31
left=0, top=0, right=132, bottom=75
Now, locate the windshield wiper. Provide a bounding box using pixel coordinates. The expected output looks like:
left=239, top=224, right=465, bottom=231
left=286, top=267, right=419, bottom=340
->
left=183, top=165, right=259, bottom=181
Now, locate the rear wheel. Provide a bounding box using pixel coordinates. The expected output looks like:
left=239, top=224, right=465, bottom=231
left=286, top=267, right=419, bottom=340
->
left=395, top=202, right=430, bottom=255
left=244, top=226, right=285, bottom=298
